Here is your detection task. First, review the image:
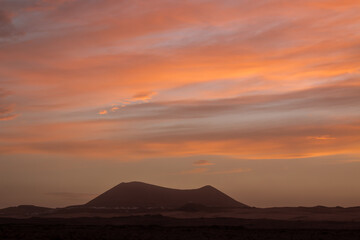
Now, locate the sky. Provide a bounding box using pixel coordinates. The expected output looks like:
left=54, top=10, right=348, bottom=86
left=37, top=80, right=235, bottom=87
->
left=0, top=0, right=360, bottom=208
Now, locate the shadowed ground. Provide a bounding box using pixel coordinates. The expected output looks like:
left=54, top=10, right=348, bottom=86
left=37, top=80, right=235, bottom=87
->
left=1, top=225, right=360, bottom=240
left=1, top=216, right=360, bottom=240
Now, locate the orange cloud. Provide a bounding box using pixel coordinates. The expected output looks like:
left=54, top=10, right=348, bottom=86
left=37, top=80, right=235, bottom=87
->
left=193, top=160, right=215, bottom=166
left=1, top=81, right=360, bottom=161
left=0, top=114, right=18, bottom=121
left=307, top=135, right=336, bottom=140
left=0, top=89, right=18, bottom=121
left=132, top=91, right=157, bottom=102
left=1, top=0, right=358, bottom=112
left=179, top=167, right=251, bottom=175
left=0, top=0, right=360, bottom=163
left=98, top=110, right=107, bottom=115
left=111, top=106, right=120, bottom=112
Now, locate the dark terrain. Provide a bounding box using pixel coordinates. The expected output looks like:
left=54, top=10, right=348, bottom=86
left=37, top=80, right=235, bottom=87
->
left=1, top=216, right=360, bottom=240
left=86, top=181, right=247, bottom=208
left=1, top=182, right=359, bottom=239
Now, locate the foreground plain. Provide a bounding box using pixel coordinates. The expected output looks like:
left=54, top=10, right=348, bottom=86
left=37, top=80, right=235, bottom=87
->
left=1, top=216, right=360, bottom=240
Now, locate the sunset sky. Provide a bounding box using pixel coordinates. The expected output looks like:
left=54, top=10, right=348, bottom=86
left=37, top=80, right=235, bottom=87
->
left=0, top=0, right=360, bottom=208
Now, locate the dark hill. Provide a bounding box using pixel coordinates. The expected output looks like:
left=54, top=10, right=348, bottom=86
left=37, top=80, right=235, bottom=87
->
left=85, top=182, right=247, bottom=208
left=0, top=205, right=52, bottom=217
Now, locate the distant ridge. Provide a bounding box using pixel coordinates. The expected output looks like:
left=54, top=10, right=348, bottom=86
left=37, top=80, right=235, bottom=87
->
left=85, top=181, right=248, bottom=208
left=0, top=205, right=52, bottom=217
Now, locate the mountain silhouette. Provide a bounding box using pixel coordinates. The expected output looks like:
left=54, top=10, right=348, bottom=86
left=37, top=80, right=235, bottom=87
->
left=85, top=182, right=247, bottom=208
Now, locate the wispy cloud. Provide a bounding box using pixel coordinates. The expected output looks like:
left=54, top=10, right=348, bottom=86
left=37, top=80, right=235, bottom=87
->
left=0, top=114, right=18, bottom=121
left=179, top=167, right=251, bottom=175
left=193, top=160, right=215, bottom=166
left=307, top=135, right=337, bottom=140
left=0, top=89, right=18, bottom=121
left=96, top=91, right=157, bottom=115
left=0, top=0, right=359, bottom=166
left=1, top=81, right=360, bottom=160
left=98, top=110, right=107, bottom=115
left=111, top=106, right=120, bottom=112
left=132, top=91, right=157, bottom=102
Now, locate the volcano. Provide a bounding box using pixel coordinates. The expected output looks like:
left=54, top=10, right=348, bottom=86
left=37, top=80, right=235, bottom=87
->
left=85, top=182, right=247, bottom=208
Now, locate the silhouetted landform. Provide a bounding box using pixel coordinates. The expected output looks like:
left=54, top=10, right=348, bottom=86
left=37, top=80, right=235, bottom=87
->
left=2, top=204, right=360, bottom=222
left=1, top=183, right=360, bottom=239
left=85, top=181, right=247, bottom=208
left=0, top=205, right=52, bottom=217
left=1, top=182, right=360, bottom=223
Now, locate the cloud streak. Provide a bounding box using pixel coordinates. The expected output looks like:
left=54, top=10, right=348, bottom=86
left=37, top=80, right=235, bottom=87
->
left=1, top=81, right=360, bottom=160
left=193, top=160, right=214, bottom=166
left=180, top=167, right=251, bottom=175
left=0, top=88, right=18, bottom=121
